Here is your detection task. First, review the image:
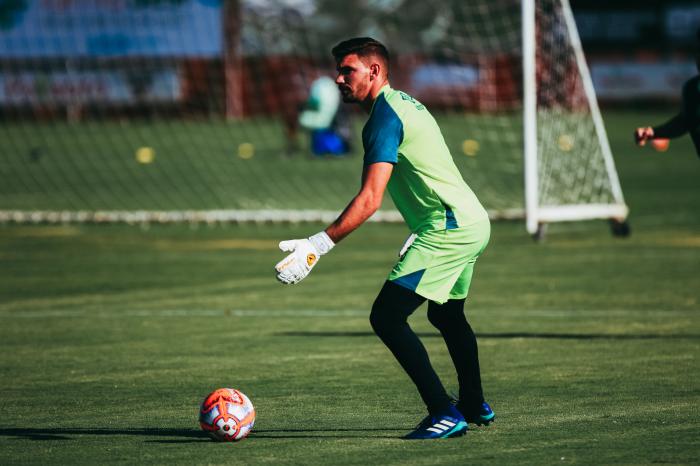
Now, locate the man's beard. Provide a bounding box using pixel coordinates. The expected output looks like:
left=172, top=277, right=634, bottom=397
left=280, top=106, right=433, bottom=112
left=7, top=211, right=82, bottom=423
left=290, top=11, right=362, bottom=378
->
left=341, top=94, right=359, bottom=103
left=339, top=87, right=358, bottom=103
left=340, top=83, right=368, bottom=103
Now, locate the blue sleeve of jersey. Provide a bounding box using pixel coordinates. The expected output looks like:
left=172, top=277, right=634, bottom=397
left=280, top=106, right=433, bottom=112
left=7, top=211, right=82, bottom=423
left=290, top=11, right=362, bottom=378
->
left=362, top=94, right=403, bottom=165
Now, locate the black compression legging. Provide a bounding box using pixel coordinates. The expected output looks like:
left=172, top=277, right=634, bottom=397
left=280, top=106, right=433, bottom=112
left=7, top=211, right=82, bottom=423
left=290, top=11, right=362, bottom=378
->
left=370, top=280, right=485, bottom=415
left=427, top=299, right=485, bottom=410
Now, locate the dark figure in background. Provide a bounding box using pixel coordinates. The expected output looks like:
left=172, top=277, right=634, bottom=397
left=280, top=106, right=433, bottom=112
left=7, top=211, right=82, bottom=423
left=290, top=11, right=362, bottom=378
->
left=635, top=31, right=700, bottom=158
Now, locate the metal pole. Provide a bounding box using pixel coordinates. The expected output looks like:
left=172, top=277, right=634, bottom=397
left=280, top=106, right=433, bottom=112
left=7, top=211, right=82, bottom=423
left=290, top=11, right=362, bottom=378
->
left=522, top=0, right=539, bottom=235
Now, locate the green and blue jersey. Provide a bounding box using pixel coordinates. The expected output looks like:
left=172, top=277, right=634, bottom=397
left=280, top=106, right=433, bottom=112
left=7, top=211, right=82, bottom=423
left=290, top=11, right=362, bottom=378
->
left=363, top=85, right=488, bottom=233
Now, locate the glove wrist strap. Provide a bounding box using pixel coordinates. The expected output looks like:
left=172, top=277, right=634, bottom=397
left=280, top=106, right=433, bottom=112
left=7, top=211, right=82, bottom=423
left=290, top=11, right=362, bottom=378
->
left=308, top=231, right=335, bottom=255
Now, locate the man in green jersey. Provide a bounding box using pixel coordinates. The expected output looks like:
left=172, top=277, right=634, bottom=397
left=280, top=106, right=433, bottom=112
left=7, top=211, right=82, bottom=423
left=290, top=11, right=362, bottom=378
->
left=274, top=37, right=494, bottom=440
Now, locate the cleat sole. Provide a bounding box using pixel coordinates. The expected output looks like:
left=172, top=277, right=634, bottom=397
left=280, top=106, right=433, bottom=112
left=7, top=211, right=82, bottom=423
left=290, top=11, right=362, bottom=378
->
left=446, top=428, right=467, bottom=438
left=468, top=415, right=495, bottom=427
left=474, top=418, right=494, bottom=426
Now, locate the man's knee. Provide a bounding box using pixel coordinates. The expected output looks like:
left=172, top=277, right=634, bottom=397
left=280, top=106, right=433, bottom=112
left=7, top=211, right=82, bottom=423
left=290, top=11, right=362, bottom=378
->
left=370, top=281, right=424, bottom=335
left=370, top=295, right=404, bottom=335
left=369, top=302, right=390, bottom=335
left=427, top=306, right=449, bottom=330
left=427, top=299, right=467, bottom=331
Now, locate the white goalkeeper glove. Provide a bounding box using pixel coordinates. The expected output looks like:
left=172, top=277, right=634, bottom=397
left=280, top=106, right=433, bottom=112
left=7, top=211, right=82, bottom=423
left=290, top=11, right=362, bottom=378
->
left=398, top=233, right=417, bottom=258
left=275, top=231, right=335, bottom=285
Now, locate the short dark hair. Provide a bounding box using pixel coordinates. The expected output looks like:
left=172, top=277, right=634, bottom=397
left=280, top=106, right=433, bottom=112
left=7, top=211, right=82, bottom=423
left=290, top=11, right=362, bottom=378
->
left=331, top=37, right=390, bottom=66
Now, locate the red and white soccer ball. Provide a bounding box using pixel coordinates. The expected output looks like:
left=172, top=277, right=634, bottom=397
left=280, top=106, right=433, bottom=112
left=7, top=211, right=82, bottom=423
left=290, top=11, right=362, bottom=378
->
left=199, top=388, right=256, bottom=441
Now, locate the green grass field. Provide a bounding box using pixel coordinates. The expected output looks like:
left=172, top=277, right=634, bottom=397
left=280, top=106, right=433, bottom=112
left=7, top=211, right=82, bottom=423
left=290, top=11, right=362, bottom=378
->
left=0, top=110, right=699, bottom=464
left=0, top=112, right=527, bottom=213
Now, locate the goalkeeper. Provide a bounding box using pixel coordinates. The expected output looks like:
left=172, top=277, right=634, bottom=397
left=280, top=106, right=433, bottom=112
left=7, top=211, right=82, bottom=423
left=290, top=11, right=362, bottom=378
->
left=635, top=32, right=700, bottom=158
left=274, top=37, right=494, bottom=440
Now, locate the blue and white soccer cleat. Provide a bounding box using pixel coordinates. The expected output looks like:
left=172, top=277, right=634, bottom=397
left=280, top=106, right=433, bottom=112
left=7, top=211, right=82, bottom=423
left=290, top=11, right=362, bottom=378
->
left=458, top=401, right=495, bottom=426
left=402, top=406, right=468, bottom=440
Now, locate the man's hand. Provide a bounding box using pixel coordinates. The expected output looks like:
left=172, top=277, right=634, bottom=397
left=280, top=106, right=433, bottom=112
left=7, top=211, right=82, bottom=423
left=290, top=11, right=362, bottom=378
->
left=275, top=232, right=334, bottom=285
left=275, top=239, right=320, bottom=285
left=634, top=127, right=654, bottom=146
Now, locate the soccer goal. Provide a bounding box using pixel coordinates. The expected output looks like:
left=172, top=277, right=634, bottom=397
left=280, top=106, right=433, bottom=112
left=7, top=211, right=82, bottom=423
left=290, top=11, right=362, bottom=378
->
left=520, top=0, right=628, bottom=236
left=0, top=0, right=627, bottom=235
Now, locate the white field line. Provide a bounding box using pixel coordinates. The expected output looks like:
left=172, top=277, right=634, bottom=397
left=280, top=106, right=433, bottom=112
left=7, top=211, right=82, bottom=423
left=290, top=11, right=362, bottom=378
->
left=0, top=308, right=696, bottom=319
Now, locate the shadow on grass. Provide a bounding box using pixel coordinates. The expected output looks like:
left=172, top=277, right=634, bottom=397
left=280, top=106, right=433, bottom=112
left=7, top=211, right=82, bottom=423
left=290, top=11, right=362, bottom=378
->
left=0, top=427, right=409, bottom=442
left=248, top=427, right=407, bottom=440
left=0, top=428, right=207, bottom=442
left=276, top=331, right=700, bottom=340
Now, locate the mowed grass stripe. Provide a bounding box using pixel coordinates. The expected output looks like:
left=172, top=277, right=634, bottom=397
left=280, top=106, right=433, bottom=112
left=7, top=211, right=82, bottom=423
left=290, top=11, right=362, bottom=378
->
left=0, top=309, right=370, bottom=318
left=0, top=308, right=697, bottom=319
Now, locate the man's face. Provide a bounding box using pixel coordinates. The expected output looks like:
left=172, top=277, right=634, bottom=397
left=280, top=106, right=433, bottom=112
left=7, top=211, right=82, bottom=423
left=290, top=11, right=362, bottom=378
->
left=335, top=53, right=372, bottom=103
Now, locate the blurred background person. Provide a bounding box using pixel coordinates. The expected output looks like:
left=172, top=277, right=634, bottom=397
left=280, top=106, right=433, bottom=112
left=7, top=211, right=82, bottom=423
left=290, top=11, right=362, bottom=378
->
left=298, top=75, right=352, bottom=157
left=634, top=29, right=700, bottom=158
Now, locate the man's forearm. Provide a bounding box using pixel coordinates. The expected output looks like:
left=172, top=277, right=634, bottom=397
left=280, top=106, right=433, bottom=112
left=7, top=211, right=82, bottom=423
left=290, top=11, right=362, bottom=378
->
left=326, top=191, right=381, bottom=243
left=653, top=114, right=688, bottom=139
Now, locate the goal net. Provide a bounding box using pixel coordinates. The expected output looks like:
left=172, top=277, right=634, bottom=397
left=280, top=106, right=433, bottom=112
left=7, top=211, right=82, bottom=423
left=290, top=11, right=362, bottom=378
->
left=0, top=0, right=627, bottom=232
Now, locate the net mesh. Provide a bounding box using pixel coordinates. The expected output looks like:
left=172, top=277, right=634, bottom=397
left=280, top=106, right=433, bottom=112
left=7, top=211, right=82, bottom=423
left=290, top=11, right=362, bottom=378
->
left=0, top=0, right=622, bottom=223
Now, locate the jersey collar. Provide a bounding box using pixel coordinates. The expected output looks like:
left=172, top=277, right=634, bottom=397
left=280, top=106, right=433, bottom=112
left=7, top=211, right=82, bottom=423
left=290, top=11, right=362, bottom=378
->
left=369, top=84, right=393, bottom=114
left=378, top=84, right=392, bottom=97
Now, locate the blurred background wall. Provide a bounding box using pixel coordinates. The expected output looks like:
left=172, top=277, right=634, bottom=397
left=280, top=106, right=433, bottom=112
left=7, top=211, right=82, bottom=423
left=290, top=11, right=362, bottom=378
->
left=572, top=0, right=698, bottom=105
left=0, top=0, right=695, bottom=123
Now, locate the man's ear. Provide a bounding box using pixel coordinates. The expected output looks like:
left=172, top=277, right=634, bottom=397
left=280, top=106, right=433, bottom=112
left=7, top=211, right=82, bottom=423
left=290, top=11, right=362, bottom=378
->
left=369, top=63, right=380, bottom=80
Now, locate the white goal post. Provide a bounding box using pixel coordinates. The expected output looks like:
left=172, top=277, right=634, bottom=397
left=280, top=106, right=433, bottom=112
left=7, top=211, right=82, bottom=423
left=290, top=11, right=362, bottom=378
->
left=522, top=0, right=628, bottom=235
